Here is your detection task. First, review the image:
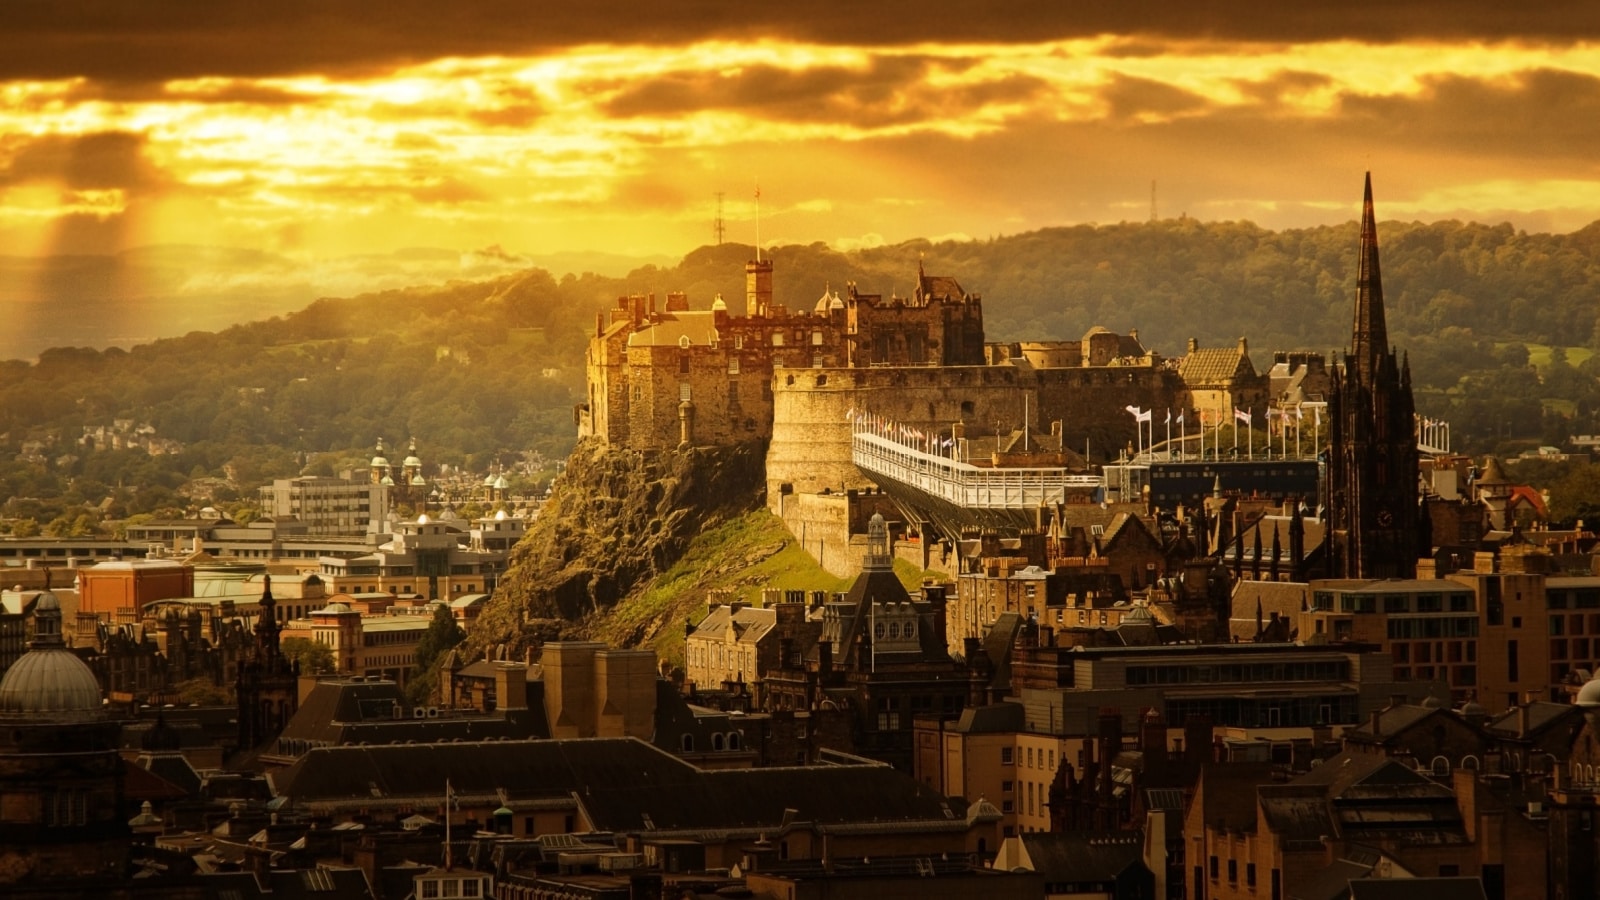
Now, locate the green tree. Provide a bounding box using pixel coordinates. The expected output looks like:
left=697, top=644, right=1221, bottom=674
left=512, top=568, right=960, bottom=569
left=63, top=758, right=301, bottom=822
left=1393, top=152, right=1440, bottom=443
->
left=408, top=604, right=464, bottom=704
left=280, top=636, right=336, bottom=674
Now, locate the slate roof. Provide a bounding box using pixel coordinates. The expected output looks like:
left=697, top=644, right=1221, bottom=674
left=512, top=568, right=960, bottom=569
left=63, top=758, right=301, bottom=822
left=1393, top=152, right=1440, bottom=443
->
left=1017, top=831, right=1146, bottom=883
left=691, top=604, right=777, bottom=647
left=1179, top=346, right=1255, bottom=386
left=1487, top=701, right=1581, bottom=738
left=953, top=702, right=1026, bottom=734
left=196, top=867, right=376, bottom=900
left=626, top=311, right=720, bottom=348
left=1228, top=580, right=1311, bottom=641
left=1343, top=705, right=1446, bottom=745
left=275, top=677, right=547, bottom=749
left=1287, top=857, right=1375, bottom=900
left=272, top=737, right=966, bottom=837
left=1348, top=877, right=1487, bottom=900
left=1287, top=753, right=1467, bottom=846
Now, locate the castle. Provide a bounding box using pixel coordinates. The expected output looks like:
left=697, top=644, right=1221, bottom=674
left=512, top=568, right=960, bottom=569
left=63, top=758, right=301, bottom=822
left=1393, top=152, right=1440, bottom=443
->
left=577, top=252, right=1280, bottom=534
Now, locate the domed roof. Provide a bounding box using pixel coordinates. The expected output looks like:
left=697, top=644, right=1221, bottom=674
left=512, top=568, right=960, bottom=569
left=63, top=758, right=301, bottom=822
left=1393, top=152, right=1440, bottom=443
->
left=0, top=649, right=103, bottom=716
left=371, top=438, right=390, bottom=468
left=1577, top=677, right=1600, bottom=708
left=484, top=473, right=497, bottom=486
left=318, top=602, right=353, bottom=614
left=493, top=475, right=508, bottom=489
left=711, top=295, right=727, bottom=312
left=403, top=439, right=422, bottom=469
left=381, top=474, right=394, bottom=485
left=0, top=592, right=101, bottom=717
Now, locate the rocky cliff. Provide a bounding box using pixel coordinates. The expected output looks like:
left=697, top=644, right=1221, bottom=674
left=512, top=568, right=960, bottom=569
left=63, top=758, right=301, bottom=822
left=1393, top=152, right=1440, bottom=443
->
left=467, top=438, right=768, bottom=655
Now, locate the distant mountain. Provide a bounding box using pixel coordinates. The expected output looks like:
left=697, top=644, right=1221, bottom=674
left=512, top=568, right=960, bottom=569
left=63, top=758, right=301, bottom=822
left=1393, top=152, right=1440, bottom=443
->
left=0, top=243, right=678, bottom=362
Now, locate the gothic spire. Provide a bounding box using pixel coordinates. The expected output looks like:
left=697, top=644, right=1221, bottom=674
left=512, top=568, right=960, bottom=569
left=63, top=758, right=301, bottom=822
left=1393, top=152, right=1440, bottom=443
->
left=1351, top=171, right=1388, bottom=382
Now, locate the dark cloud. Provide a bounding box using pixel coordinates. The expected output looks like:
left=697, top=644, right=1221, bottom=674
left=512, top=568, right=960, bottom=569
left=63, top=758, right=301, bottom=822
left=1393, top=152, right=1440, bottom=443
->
left=1337, top=69, right=1600, bottom=166
left=2, top=2, right=1596, bottom=83
left=604, top=56, right=1048, bottom=128
left=1098, top=74, right=1213, bottom=121
left=1233, top=70, right=1336, bottom=107
left=0, top=131, right=168, bottom=191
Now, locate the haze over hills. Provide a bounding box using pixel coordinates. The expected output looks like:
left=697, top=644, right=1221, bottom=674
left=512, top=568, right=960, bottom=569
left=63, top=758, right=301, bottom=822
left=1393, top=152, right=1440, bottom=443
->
left=0, top=244, right=678, bottom=363
left=3, top=215, right=1600, bottom=510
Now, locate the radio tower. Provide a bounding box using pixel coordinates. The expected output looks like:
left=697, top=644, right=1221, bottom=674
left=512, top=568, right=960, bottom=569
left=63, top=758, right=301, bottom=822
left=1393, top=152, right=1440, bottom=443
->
left=713, top=192, right=726, bottom=245
left=1150, top=180, right=1157, bottom=222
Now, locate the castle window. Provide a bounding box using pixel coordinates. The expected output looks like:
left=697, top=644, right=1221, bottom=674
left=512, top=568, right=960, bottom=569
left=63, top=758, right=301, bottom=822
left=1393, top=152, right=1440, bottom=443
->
left=679, top=353, right=690, bottom=374
left=679, top=383, right=692, bottom=402
left=735, top=334, right=744, bottom=349
left=728, top=357, right=740, bottom=375
left=888, top=622, right=899, bottom=639
left=812, top=330, right=823, bottom=345
left=772, top=332, right=784, bottom=346
left=875, top=621, right=886, bottom=639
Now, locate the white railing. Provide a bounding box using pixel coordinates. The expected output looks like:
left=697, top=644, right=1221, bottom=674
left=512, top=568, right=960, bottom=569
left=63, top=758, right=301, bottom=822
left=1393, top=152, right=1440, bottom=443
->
left=852, top=430, right=1099, bottom=510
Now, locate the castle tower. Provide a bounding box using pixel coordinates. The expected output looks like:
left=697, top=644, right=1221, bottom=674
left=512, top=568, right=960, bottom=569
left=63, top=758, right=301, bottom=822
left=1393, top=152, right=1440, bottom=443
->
left=745, top=257, right=773, bottom=318
left=1324, top=174, right=1419, bottom=579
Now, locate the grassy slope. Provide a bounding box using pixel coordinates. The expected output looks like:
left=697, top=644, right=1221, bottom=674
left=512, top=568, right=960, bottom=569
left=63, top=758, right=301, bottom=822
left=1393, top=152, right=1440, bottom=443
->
left=588, top=508, right=934, bottom=667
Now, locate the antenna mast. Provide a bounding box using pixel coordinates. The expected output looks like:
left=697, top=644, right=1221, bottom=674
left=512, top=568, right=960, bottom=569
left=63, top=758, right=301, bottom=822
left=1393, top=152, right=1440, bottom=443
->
left=754, top=183, right=762, bottom=262
left=1150, top=180, right=1157, bottom=222
left=713, top=192, right=725, bottom=245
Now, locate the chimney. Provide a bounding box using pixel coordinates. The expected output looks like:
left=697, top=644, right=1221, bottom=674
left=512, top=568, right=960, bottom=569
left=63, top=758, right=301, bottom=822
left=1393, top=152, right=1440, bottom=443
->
left=1237, top=337, right=1248, bottom=356
left=1187, top=337, right=1198, bottom=354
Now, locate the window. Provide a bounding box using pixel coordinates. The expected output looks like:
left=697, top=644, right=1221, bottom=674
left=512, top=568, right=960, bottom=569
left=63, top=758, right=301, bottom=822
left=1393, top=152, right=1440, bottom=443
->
left=1247, top=864, right=1257, bottom=888
left=422, top=881, right=440, bottom=899
left=728, top=357, right=740, bottom=375
left=1001, top=748, right=1014, bottom=765
left=1228, top=860, right=1238, bottom=884
left=462, top=879, right=480, bottom=898
left=772, top=332, right=784, bottom=346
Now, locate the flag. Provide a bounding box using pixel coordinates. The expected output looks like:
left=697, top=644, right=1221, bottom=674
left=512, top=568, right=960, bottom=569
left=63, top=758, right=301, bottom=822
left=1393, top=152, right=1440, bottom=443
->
left=1234, top=407, right=1252, bottom=424
left=1175, top=413, right=1184, bottom=425
left=1138, top=409, right=1152, bottom=423
left=1295, top=406, right=1304, bottom=420
left=1165, top=409, right=1171, bottom=424
left=1124, top=404, right=1142, bottom=418
left=845, top=407, right=856, bottom=421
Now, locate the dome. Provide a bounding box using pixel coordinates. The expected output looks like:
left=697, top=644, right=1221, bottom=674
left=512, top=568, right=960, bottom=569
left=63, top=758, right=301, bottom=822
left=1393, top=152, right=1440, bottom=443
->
left=494, top=509, right=507, bottom=521
left=0, top=649, right=103, bottom=716
left=711, top=295, right=727, bottom=312
left=1577, top=677, right=1600, bottom=708
left=403, top=439, right=422, bottom=469
left=319, top=602, right=353, bottom=614
left=417, top=513, right=431, bottom=525
left=381, top=474, right=395, bottom=485
left=484, top=473, right=497, bottom=486
left=493, top=475, right=508, bottom=490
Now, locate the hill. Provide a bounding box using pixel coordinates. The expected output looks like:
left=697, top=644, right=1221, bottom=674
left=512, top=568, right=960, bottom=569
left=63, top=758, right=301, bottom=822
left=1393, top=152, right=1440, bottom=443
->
left=5, top=218, right=1600, bottom=536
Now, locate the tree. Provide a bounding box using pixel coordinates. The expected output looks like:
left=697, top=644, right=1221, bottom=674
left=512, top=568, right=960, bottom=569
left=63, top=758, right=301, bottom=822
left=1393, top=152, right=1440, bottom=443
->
left=280, top=636, right=336, bottom=675
left=408, top=603, right=464, bottom=704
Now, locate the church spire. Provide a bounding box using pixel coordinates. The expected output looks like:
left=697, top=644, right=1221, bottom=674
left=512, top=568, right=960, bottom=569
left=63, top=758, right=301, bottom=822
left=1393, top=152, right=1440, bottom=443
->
left=1351, top=171, right=1388, bottom=383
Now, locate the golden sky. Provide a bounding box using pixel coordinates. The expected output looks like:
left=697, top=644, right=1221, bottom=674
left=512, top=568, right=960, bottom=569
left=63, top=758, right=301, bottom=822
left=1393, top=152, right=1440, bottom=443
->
left=2, top=3, right=1600, bottom=355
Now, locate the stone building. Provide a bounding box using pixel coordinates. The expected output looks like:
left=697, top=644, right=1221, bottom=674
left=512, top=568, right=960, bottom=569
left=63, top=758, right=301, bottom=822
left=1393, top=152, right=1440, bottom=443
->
left=235, top=575, right=299, bottom=754
left=578, top=257, right=984, bottom=452
left=0, top=591, right=128, bottom=889
left=758, top=514, right=982, bottom=771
